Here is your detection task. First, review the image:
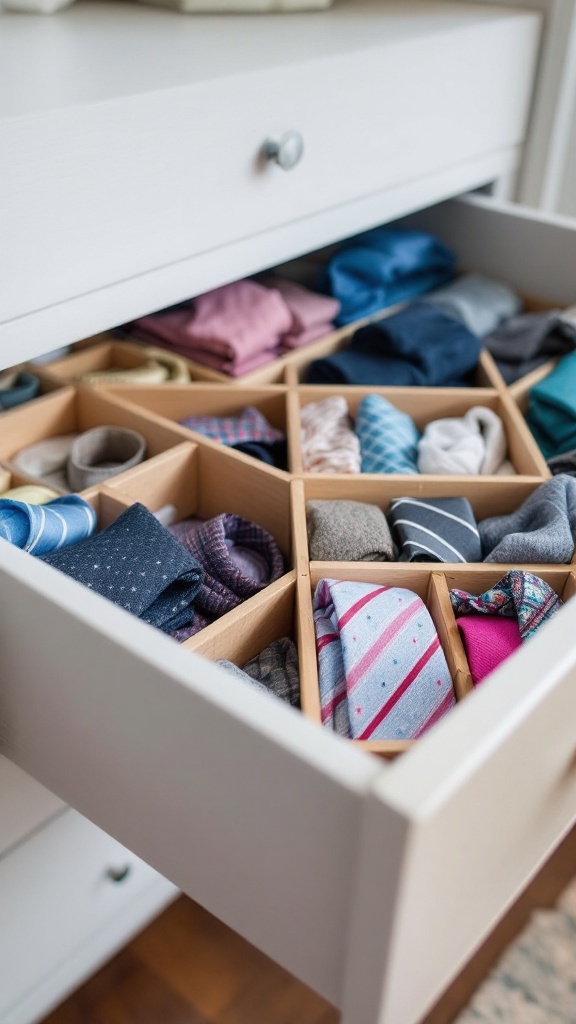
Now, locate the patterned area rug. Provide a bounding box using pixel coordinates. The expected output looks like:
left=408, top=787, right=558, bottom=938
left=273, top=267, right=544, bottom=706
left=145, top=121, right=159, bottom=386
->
left=456, top=877, right=576, bottom=1022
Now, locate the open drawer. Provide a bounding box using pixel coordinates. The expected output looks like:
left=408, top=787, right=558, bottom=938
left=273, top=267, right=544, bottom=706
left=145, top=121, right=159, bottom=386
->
left=2, top=194, right=576, bottom=1024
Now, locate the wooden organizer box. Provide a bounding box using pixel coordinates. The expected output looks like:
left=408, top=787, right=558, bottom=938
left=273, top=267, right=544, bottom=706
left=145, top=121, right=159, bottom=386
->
left=292, top=384, right=549, bottom=477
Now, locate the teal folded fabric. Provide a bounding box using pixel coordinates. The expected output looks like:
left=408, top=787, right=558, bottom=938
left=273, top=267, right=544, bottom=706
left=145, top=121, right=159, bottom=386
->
left=527, top=352, right=576, bottom=458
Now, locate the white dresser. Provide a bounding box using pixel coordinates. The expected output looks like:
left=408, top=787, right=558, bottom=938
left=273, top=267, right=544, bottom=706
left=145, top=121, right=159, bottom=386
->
left=2, top=3, right=576, bottom=1024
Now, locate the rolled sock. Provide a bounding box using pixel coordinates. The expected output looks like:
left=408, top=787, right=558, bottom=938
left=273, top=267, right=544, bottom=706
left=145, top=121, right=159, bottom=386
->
left=179, top=406, right=284, bottom=447
left=456, top=615, right=522, bottom=685
left=0, top=494, right=97, bottom=555
left=12, top=434, right=78, bottom=489
left=41, top=502, right=203, bottom=634
left=388, top=495, right=482, bottom=563
left=143, top=347, right=191, bottom=382
left=355, top=393, right=420, bottom=474
left=67, top=426, right=147, bottom=491
left=79, top=361, right=170, bottom=385
left=305, top=302, right=481, bottom=386
left=418, top=406, right=509, bottom=475
left=263, top=277, right=340, bottom=348
left=306, top=499, right=395, bottom=561
left=314, top=578, right=455, bottom=740
left=479, top=475, right=576, bottom=564
left=0, top=371, right=41, bottom=411
left=0, top=484, right=60, bottom=504
left=217, top=637, right=300, bottom=707
left=315, top=227, right=456, bottom=325
left=450, top=569, right=562, bottom=641
left=424, top=273, right=521, bottom=337
left=527, top=351, right=576, bottom=458
left=300, top=396, right=361, bottom=473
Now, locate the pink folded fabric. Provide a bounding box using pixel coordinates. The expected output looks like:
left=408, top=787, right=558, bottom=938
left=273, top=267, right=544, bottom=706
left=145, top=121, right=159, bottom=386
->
left=127, top=280, right=292, bottom=376
left=456, top=615, right=522, bottom=686
left=267, top=278, right=340, bottom=349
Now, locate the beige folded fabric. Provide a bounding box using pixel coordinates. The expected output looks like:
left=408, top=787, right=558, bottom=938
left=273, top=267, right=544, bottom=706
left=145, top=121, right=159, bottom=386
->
left=0, top=484, right=60, bottom=504
left=78, top=347, right=191, bottom=385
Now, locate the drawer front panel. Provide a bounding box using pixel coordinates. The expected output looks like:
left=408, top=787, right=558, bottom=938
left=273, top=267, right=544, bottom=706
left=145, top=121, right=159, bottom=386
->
left=0, top=809, right=162, bottom=1019
left=1, top=11, right=539, bottom=327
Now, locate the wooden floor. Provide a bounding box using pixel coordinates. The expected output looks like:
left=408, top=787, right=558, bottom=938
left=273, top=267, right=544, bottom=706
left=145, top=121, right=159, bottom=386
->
left=43, top=826, right=576, bottom=1024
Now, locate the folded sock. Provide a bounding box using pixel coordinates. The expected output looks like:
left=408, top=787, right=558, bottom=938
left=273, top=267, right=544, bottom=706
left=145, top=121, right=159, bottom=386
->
left=450, top=570, right=562, bottom=641
left=424, top=273, right=521, bottom=337
left=388, top=496, right=482, bottom=563
left=305, top=302, right=481, bottom=386
left=0, top=494, right=97, bottom=555
left=67, top=426, right=147, bottom=491
left=300, top=396, right=361, bottom=473
left=12, top=434, right=79, bottom=492
left=456, top=615, right=522, bottom=685
left=315, top=227, right=456, bottom=325
left=479, top=475, right=576, bottom=564
left=314, top=578, right=455, bottom=740
left=0, top=371, right=41, bottom=411
left=417, top=406, right=510, bottom=475
left=306, top=499, right=396, bottom=561
left=179, top=406, right=284, bottom=447
left=527, top=351, right=576, bottom=458
left=485, top=309, right=576, bottom=384
left=41, top=502, right=203, bottom=634
left=355, top=393, right=420, bottom=474
left=218, top=637, right=300, bottom=707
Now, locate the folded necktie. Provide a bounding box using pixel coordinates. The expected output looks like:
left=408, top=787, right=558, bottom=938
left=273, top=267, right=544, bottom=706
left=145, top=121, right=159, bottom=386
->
left=0, top=494, right=97, bottom=555
left=450, top=570, right=562, bottom=641
left=218, top=637, right=300, bottom=706
left=417, top=406, right=511, bottom=475
left=0, top=370, right=41, bottom=411
left=388, top=496, right=482, bottom=563
left=316, top=227, right=456, bottom=325
left=263, top=277, right=340, bottom=349
left=305, top=302, right=481, bottom=386
left=67, top=426, right=147, bottom=491
left=456, top=615, right=522, bottom=686
left=169, top=513, right=284, bottom=640
left=314, top=578, right=455, bottom=740
left=485, top=309, right=576, bottom=385
left=306, top=499, right=395, bottom=561
left=479, top=475, right=576, bottom=564
left=179, top=406, right=284, bottom=447
left=424, top=273, right=521, bottom=337
left=300, top=396, right=361, bottom=473
left=526, top=351, right=576, bottom=458
left=355, top=393, right=420, bottom=474
left=41, top=502, right=203, bottom=634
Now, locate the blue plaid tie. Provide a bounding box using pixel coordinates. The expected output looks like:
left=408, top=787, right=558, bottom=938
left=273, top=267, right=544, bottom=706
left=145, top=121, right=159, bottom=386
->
left=355, top=393, right=420, bottom=474
left=0, top=495, right=97, bottom=555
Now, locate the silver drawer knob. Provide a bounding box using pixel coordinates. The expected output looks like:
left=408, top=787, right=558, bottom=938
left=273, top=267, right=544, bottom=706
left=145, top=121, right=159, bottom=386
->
left=262, top=131, right=304, bottom=171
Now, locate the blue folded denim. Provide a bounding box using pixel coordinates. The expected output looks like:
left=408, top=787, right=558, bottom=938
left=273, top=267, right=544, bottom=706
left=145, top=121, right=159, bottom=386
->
left=316, top=227, right=456, bottom=326
left=306, top=301, right=481, bottom=386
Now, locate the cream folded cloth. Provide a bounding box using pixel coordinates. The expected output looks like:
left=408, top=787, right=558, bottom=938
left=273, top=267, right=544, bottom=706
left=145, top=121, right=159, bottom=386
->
left=418, top=407, right=514, bottom=475
left=78, top=347, right=191, bottom=385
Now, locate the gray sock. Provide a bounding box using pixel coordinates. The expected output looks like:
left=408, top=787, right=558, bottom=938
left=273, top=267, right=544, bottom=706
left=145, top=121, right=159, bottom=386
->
left=218, top=637, right=300, bottom=706
left=425, top=273, right=521, bottom=337
left=306, top=499, right=396, bottom=561
left=480, top=475, right=576, bottom=563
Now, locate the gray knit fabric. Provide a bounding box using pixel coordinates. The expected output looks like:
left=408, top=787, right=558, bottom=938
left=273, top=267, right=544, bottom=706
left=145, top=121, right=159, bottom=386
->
left=67, top=426, right=147, bottom=490
left=548, top=449, right=576, bottom=477
left=479, top=475, right=576, bottom=564
left=485, top=309, right=576, bottom=384
left=306, top=499, right=396, bottom=561
left=217, top=637, right=300, bottom=706
left=425, top=273, right=521, bottom=338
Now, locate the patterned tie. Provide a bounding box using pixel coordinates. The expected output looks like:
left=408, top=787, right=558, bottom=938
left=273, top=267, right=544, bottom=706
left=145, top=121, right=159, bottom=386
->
left=0, top=495, right=97, bottom=555
left=355, top=393, right=420, bottom=474
left=450, top=570, right=562, bottom=641
left=314, top=578, right=454, bottom=741
left=388, top=496, right=481, bottom=562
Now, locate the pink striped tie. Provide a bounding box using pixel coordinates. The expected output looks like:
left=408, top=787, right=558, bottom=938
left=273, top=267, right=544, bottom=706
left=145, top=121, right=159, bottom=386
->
left=313, top=578, right=455, bottom=740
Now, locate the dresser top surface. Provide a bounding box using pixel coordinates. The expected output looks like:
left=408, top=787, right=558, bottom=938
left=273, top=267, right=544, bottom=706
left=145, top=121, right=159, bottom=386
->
left=0, top=0, right=536, bottom=119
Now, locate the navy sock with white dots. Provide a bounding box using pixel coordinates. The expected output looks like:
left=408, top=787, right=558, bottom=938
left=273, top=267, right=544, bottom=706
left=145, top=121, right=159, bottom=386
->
left=40, top=502, right=203, bottom=634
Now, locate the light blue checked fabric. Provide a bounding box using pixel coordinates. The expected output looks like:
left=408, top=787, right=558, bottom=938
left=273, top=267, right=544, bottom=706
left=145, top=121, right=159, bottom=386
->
left=355, top=393, right=420, bottom=474
left=0, top=495, right=97, bottom=556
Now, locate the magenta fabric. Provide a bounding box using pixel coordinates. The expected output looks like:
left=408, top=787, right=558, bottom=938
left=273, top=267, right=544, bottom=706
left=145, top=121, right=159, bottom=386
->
left=126, top=280, right=292, bottom=376
left=269, top=278, right=340, bottom=349
left=456, top=615, right=522, bottom=686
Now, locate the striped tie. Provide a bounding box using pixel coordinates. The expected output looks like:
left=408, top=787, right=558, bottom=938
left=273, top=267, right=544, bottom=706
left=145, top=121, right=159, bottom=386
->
left=388, top=496, right=481, bottom=562
left=314, top=578, right=454, bottom=741
left=0, top=495, right=97, bottom=556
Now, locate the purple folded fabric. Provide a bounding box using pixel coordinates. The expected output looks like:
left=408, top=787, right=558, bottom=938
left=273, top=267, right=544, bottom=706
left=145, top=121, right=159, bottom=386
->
left=170, top=512, right=284, bottom=641
left=125, top=280, right=292, bottom=376
left=267, top=277, right=340, bottom=349
left=179, top=406, right=284, bottom=447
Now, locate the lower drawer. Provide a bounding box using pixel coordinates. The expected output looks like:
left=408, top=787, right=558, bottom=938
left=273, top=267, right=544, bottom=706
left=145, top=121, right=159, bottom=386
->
left=0, top=809, right=168, bottom=1021
left=2, top=195, right=576, bottom=1024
